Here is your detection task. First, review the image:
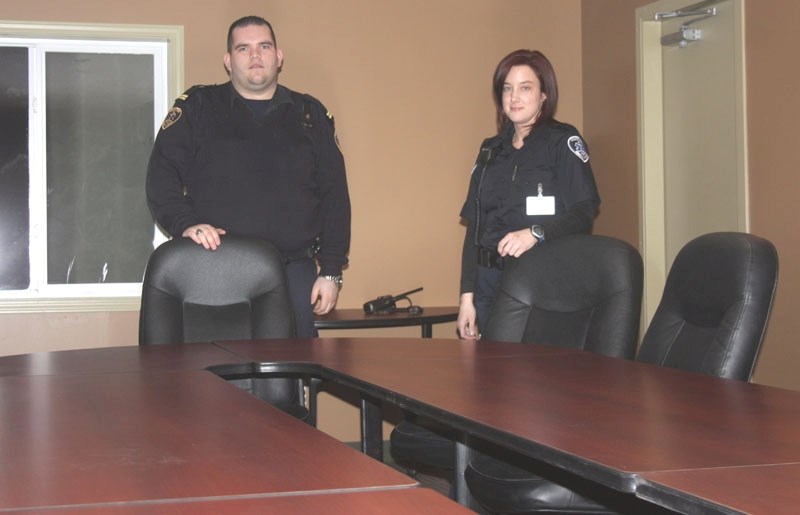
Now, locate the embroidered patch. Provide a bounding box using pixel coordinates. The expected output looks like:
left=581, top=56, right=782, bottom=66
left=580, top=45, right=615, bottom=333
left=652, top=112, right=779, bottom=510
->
left=161, top=107, right=183, bottom=130
left=567, top=135, right=590, bottom=163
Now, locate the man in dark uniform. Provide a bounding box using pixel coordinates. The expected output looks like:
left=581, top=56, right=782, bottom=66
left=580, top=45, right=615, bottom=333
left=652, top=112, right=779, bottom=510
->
left=146, top=16, right=350, bottom=338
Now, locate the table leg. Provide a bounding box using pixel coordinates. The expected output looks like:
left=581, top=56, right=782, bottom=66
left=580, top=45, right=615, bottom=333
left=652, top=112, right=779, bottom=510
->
left=307, top=377, right=322, bottom=427
left=360, top=395, right=383, bottom=461
left=421, top=323, right=433, bottom=338
left=454, top=439, right=482, bottom=511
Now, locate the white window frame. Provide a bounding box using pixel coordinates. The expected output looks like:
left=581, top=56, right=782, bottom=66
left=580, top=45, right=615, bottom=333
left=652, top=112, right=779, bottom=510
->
left=0, top=21, right=183, bottom=313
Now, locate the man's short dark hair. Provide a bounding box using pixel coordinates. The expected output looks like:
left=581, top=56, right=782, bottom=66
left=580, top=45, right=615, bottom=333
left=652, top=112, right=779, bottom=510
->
left=227, top=16, right=276, bottom=52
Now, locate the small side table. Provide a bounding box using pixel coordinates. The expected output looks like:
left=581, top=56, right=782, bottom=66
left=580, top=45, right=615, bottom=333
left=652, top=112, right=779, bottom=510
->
left=315, top=306, right=458, bottom=338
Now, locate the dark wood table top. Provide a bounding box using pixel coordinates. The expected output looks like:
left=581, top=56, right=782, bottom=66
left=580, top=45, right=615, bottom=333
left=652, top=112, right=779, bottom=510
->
left=220, top=338, right=800, bottom=495
left=353, top=350, right=800, bottom=492
left=0, top=342, right=244, bottom=377
left=315, top=306, right=458, bottom=330
left=637, top=464, right=800, bottom=515
left=217, top=336, right=575, bottom=367
left=17, top=488, right=472, bottom=514
left=0, top=369, right=416, bottom=511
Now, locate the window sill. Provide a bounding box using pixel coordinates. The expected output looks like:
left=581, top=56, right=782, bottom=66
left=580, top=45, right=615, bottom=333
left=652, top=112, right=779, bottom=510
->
left=0, top=297, right=141, bottom=313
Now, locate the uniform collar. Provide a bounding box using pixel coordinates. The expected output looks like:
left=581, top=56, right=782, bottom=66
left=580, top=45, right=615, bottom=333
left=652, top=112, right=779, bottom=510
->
left=272, top=84, right=293, bottom=106
left=500, top=119, right=554, bottom=148
left=500, top=123, right=515, bottom=144
left=225, top=82, right=293, bottom=112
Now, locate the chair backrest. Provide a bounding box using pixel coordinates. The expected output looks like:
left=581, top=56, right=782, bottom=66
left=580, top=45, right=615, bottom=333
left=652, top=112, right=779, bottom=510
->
left=139, top=235, right=295, bottom=345
left=484, top=234, right=643, bottom=359
left=636, top=232, right=778, bottom=381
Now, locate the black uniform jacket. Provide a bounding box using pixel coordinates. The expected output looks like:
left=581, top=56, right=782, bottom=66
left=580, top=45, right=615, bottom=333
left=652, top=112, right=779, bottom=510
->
left=146, top=82, right=351, bottom=276
left=459, top=120, right=600, bottom=293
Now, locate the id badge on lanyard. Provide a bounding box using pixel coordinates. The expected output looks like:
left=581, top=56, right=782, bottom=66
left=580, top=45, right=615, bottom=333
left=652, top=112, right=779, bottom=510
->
left=526, top=183, right=555, bottom=215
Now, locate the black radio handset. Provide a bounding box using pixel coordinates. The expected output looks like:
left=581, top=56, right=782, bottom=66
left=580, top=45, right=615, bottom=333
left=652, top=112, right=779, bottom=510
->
left=478, top=146, right=493, bottom=164
left=363, top=287, right=423, bottom=314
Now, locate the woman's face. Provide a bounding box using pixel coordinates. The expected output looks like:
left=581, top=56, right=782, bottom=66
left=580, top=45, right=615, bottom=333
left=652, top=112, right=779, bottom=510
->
left=502, top=65, right=546, bottom=130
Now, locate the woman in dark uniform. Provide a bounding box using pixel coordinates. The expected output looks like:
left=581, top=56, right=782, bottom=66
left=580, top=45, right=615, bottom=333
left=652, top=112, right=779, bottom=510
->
left=457, top=49, right=601, bottom=339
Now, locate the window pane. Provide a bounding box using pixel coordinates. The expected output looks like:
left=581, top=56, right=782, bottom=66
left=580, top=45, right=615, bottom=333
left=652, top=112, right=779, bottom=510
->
left=45, top=52, right=155, bottom=284
left=0, top=47, right=30, bottom=290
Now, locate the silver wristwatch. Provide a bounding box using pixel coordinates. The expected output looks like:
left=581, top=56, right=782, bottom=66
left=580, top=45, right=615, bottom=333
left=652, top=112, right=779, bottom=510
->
left=322, top=274, right=343, bottom=288
left=531, top=225, right=545, bottom=243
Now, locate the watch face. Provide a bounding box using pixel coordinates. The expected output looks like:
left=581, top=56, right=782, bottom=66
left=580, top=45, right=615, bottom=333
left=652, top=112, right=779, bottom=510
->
left=533, top=226, right=544, bottom=237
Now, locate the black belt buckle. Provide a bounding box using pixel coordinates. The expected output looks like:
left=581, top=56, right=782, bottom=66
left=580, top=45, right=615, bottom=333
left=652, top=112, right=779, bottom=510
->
left=284, top=238, right=321, bottom=264
left=477, top=247, right=503, bottom=270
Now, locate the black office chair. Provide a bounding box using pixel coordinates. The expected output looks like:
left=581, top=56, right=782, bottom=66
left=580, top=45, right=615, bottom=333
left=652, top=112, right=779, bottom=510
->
left=635, top=232, right=778, bottom=379
left=390, top=235, right=643, bottom=480
left=465, top=231, right=779, bottom=514
left=139, top=235, right=309, bottom=422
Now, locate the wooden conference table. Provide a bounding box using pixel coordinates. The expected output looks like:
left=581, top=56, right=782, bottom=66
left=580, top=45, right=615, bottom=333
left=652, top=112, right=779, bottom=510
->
left=3, top=337, right=800, bottom=514
left=0, top=342, right=468, bottom=514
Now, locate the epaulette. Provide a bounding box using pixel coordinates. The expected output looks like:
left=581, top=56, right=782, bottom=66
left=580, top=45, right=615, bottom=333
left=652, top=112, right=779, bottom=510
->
left=175, top=85, right=207, bottom=103
left=290, top=91, right=340, bottom=149
left=292, top=91, right=336, bottom=131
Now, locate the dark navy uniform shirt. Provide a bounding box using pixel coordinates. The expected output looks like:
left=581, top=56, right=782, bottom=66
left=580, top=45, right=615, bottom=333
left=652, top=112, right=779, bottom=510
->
left=146, top=82, right=350, bottom=276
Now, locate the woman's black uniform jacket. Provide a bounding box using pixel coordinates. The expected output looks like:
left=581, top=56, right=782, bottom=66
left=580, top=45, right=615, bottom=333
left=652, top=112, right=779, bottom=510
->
left=459, top=120, right=600, bottom=293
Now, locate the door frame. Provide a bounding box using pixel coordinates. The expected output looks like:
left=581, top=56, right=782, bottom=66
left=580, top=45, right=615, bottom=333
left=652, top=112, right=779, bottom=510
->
left=635, top=0, right=748, bottom=327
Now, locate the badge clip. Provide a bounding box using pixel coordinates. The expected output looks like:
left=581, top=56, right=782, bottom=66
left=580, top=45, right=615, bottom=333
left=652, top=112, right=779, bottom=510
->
left=526, top=183, right=556, bottom=216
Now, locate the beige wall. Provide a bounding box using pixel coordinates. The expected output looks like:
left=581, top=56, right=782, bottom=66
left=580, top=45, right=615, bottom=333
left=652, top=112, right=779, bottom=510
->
left=742, top=0, right=800, bottom=390
left=2, top=0, right=800, bottom=396
left=581, top=0, right=646, bottom=247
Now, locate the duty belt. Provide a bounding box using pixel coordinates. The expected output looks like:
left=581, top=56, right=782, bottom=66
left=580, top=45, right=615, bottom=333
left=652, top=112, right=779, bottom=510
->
left=477, top=247, right=504, bottom=270
left=283, top=239, right=320, bottom=264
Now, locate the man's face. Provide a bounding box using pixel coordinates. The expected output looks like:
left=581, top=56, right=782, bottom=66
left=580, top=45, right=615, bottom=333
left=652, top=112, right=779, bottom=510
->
left=223, top=24, right=283, bottom=99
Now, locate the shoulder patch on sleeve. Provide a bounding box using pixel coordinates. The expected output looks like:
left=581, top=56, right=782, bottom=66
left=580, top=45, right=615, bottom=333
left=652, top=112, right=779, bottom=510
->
left=161, top=107, right=183, bottom=130
left=567, top=135, right=590, bottom=163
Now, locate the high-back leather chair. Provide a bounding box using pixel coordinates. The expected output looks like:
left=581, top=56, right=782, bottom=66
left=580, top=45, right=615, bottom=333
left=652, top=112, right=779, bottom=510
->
left=139, top=235, right=308, bottom=421
left=465, top=232, right=779, bottom=514
left=636, top=231, right=777, bottom=380
left=482, top=234, right=643, bottom=356
left=390, top=235, right=643, bottom=478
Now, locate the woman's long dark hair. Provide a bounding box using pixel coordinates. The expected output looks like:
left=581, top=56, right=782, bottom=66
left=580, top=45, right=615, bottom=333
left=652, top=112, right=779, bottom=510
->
left=492, top=49, right=559, bottom=134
